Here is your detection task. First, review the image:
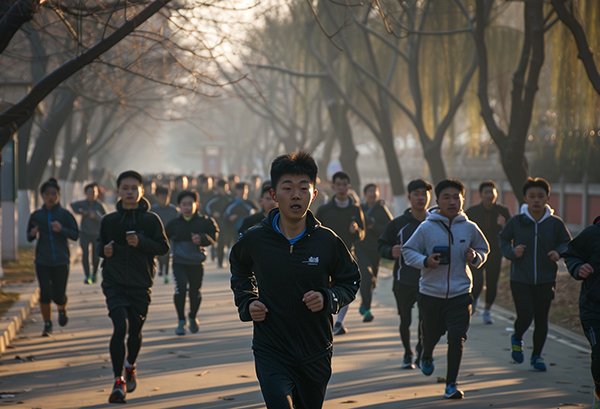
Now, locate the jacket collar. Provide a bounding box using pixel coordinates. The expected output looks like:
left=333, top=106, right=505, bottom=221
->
left=520, top=204, right=553, bottom=224
left=262, top=208, right=321, bottom=235
left=426, top=206, right=468, bottom=225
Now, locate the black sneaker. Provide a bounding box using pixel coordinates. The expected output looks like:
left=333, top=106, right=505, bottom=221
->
left=333, top=322, right=348, bottom=335
left=401, top=354, right=415, bottom=369
left=188, top=315, right=199, bottom=333
left=125, top=366, right=137, bottom=392
left=108, top=377, right=126, bottom=403
left=58, top=311, right=68, bottom=327
left=92, top=274, right=98, bottom=283
left=42, top=321, right=52, bottom=337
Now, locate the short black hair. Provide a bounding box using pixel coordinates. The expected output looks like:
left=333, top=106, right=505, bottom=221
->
left=332, top=171, right=350, bottom=184
left=198, top=174, right=212, bottom=183
left=84, top=182, right=97, bottom=193
left=117, top=170, right=143, bottom=188
left=435, top=179, right=465, bottom=198
left=260, top=182, right=272, bottom=197
left=523, top=177, right=550, bottom=196
left=479, top=180, right=497, bottom=193
left=216, top=178, right=228, bottom=188
left=363, top=183, right=378, bottom=195
left=155, top=185, right=170, bottom=196
left=235, top=182, right=247, bottom=190
left=177, top=189, right=199, bottom=204
left=407, top=178, right=432, bottom=194
left=40, top=178, right=60, bottom=195
left=270, top=151, right=318, bottom=189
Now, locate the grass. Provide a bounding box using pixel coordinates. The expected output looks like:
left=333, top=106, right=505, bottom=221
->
left=2, top=247, right=36, bottom=284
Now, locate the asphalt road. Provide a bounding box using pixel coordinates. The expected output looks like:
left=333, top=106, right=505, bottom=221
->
left=0, top=259, right=594, bottom=409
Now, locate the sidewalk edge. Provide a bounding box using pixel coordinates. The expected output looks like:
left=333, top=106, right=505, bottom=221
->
left=0, top=287, right=40, bottom=358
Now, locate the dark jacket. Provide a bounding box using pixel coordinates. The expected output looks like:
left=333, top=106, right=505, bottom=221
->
left=97, top=198, right=169, bottom=289
left=315, top=199, right=365, bottom=251
left=165, top=212, right=219, bottom=265
left=466, top=202, right=511, bottom=252
left=498, top=205, right=571, bottom=285
left=238, top=211, right=266, bottom=235
left=563, top=218, right=600, bottom=315
left=355, top=200, right=393, bottom=257
left=378, top=208, right=424, bottom=287
left=27, top=203, right=79, bottom=266
left=230, top=209, right=360, bottom=366
left=224, top=198, right=255, bottom=232
left=150, top=203, right=179, bottom=227
left=70, top=199, right=107, bottom=235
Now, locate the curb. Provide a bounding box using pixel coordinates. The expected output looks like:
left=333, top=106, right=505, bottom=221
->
left=0, top=285, right=39, bottom=358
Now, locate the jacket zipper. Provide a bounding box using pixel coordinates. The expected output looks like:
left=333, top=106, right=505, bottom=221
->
left=48, top=210, right=57, bottom=264
left=446, top=222, right=451, bottom=299
left=534, top=222, right=538, bottom=284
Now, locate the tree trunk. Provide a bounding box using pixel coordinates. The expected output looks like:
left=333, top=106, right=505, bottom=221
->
left=423, top=140, right=447, bottom=185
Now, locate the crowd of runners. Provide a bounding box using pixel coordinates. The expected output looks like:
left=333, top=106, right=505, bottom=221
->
left=25, top=151, right=599, bottom=408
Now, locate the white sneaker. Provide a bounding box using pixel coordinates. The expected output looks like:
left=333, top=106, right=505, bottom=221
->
left=482, top=309, right=494, bottom=324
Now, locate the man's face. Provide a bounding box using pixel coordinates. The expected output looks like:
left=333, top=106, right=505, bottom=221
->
left=217, top=184, right=229, bottom=195
left=436, top=187, right=464, bottom=219
left=156, top=193, right=169, bottom=207
left=201, top=178, right=212, bottom=192
left=236, top=186, right=248, bottom=200
left=118, top=177, right=144, bottom=206
left=260, top=191, right=278, bottom=213
left=524, top=187, right=548, bottom=213
left=481, top=186, right=498, bottom=207
left=272, top=174, right=316, bottom=221
left=85, top=186, right=98, bottom=202
left=179, top=196, right=197, bottom=218
left=332, top=178, right=350, bottom=201
left=408, top=188, right=431, bottom=211
left=364, top=186, right=379, bottom=203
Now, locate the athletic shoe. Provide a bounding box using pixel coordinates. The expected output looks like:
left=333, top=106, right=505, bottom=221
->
left=92, top=274, right=98, bottom=283
left=363, top=310, right=374, bottom=322
left=108, top=377, right=126, bottom=403
left=421, top=357, right=434, bottom=376
left=443, top=382, right=464, bottom=399
left=164, top=276, right=169, bottom=284
left=188, top=315, right=199, bottom=333
left=401, top=354, right=415, bottom=369
left=58, top=311, right=68, bottom=327
left=125, top=365, right=137, bottom=392
left=530, top=355, right=547, bottom=371
left=87, top=277, right=93, bottom=284
left=482, top=309, right=494, bottom=324
left=84, top=277, right=91, bottom=284
left=333, top=322, right=348, bottom=335
left=42, top=321, right=52, bottom=337
left=175, top=320, right=186, bottom=336
left=358, top=305, right=367, bottom=316
left=511, top=335, right=524, bottom=363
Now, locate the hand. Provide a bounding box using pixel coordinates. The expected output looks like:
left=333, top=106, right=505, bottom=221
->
left=249, top=300, right=268, bottom=321
left=302, top=290, right=324, bottom=313
left=427, top=253, right=441, bottom=269
left=89, top=212, right=96, bottom=219
left=349, top=221, right=359, bottom=234
left=578, top=263, right=594, bottom=279
left=229, top=214, right=238, bottom=222
left=29, top=225, right=39, bottom=238
left=497, top=214, right=506, bottom=228
left=104, top=240, right=114, bottom=258
left=514, top=244, right=526, bottom=258
left=191, top=233, right=201, bottom=245
left=50, top=221, right=62, bottom=232
left=547, top=250, right=560, bottom=262
left=213, top=212, right=221, bottom=219
left=126, top=232, right=139, bottom=247
left=466, top=247, right=477, bottom=263
left=391, top=244, right=402, bottom=259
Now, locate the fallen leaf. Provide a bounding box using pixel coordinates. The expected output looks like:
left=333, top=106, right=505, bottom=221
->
left=197, top=371, right=210, bottom=376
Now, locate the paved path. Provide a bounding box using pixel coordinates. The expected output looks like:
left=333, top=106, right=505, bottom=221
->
left=0, top=260, right=595, bottom=408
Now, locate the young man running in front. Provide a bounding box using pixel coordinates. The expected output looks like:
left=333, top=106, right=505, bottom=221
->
left=97, top=171, right=169, bottom=404
left=402, top=179, right=489, bottom=399
left=230, top=152, right=360, bottom=409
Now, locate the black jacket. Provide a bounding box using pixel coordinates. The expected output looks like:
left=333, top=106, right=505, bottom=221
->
left=238, top=211, right=266, bottom=235
left=230, top=209, right=360, bottom=366
left=27, top=203, right=79, bottom=266
left=97, top=198, right=169, bottom=289
left=499, top=205, right=571, bottom=285
left=315, top=199, right=365, bottom=250
left=378, top=208, right=423, bottom=287
left=563, top=218, right=600, bottom=316
left=355, top=200, right=393, bottom=257
left=165, top=213, right=219, bottom=265
left=70, top=199, right=107, bottom=235
left=466, top=202, right=511, bottom=251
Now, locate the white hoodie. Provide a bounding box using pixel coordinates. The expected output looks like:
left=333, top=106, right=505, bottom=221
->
left=402, top=208, right=490, bottom=299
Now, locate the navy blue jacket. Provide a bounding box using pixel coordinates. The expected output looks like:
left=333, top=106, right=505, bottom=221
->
left=27, top=203, right=79, bottom=266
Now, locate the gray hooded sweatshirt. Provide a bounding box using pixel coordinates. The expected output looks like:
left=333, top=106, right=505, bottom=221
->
left=402, top=208, right=489, bottom=299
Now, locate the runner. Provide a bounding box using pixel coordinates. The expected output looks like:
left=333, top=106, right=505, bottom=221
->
left=70, top=182, right=107, bottom=284
left=402, top=179, right=489, bottom=399
left=316, top=171, right=365, bottom=335
left=466, top=180, right=511, bottom=323
left=151, top=185, right=179, bottom=284
left=165, top=190, right=218, bottom=335
left=206, top=178, right=234, bottom=268
left=97, top=170, right=169, bottom=404
left=27, top=178, right=79, bottom=337
left=378, top=178, right=432, bottom=369
left=223, top=182, right=255, bottom=237
left=499, top=177, right=571, bottom=372
left=238, top=182, right=278, bottom=235
left=354, top=183, right=392, bottom=322
left=230, top=151, right=360, bottom=409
